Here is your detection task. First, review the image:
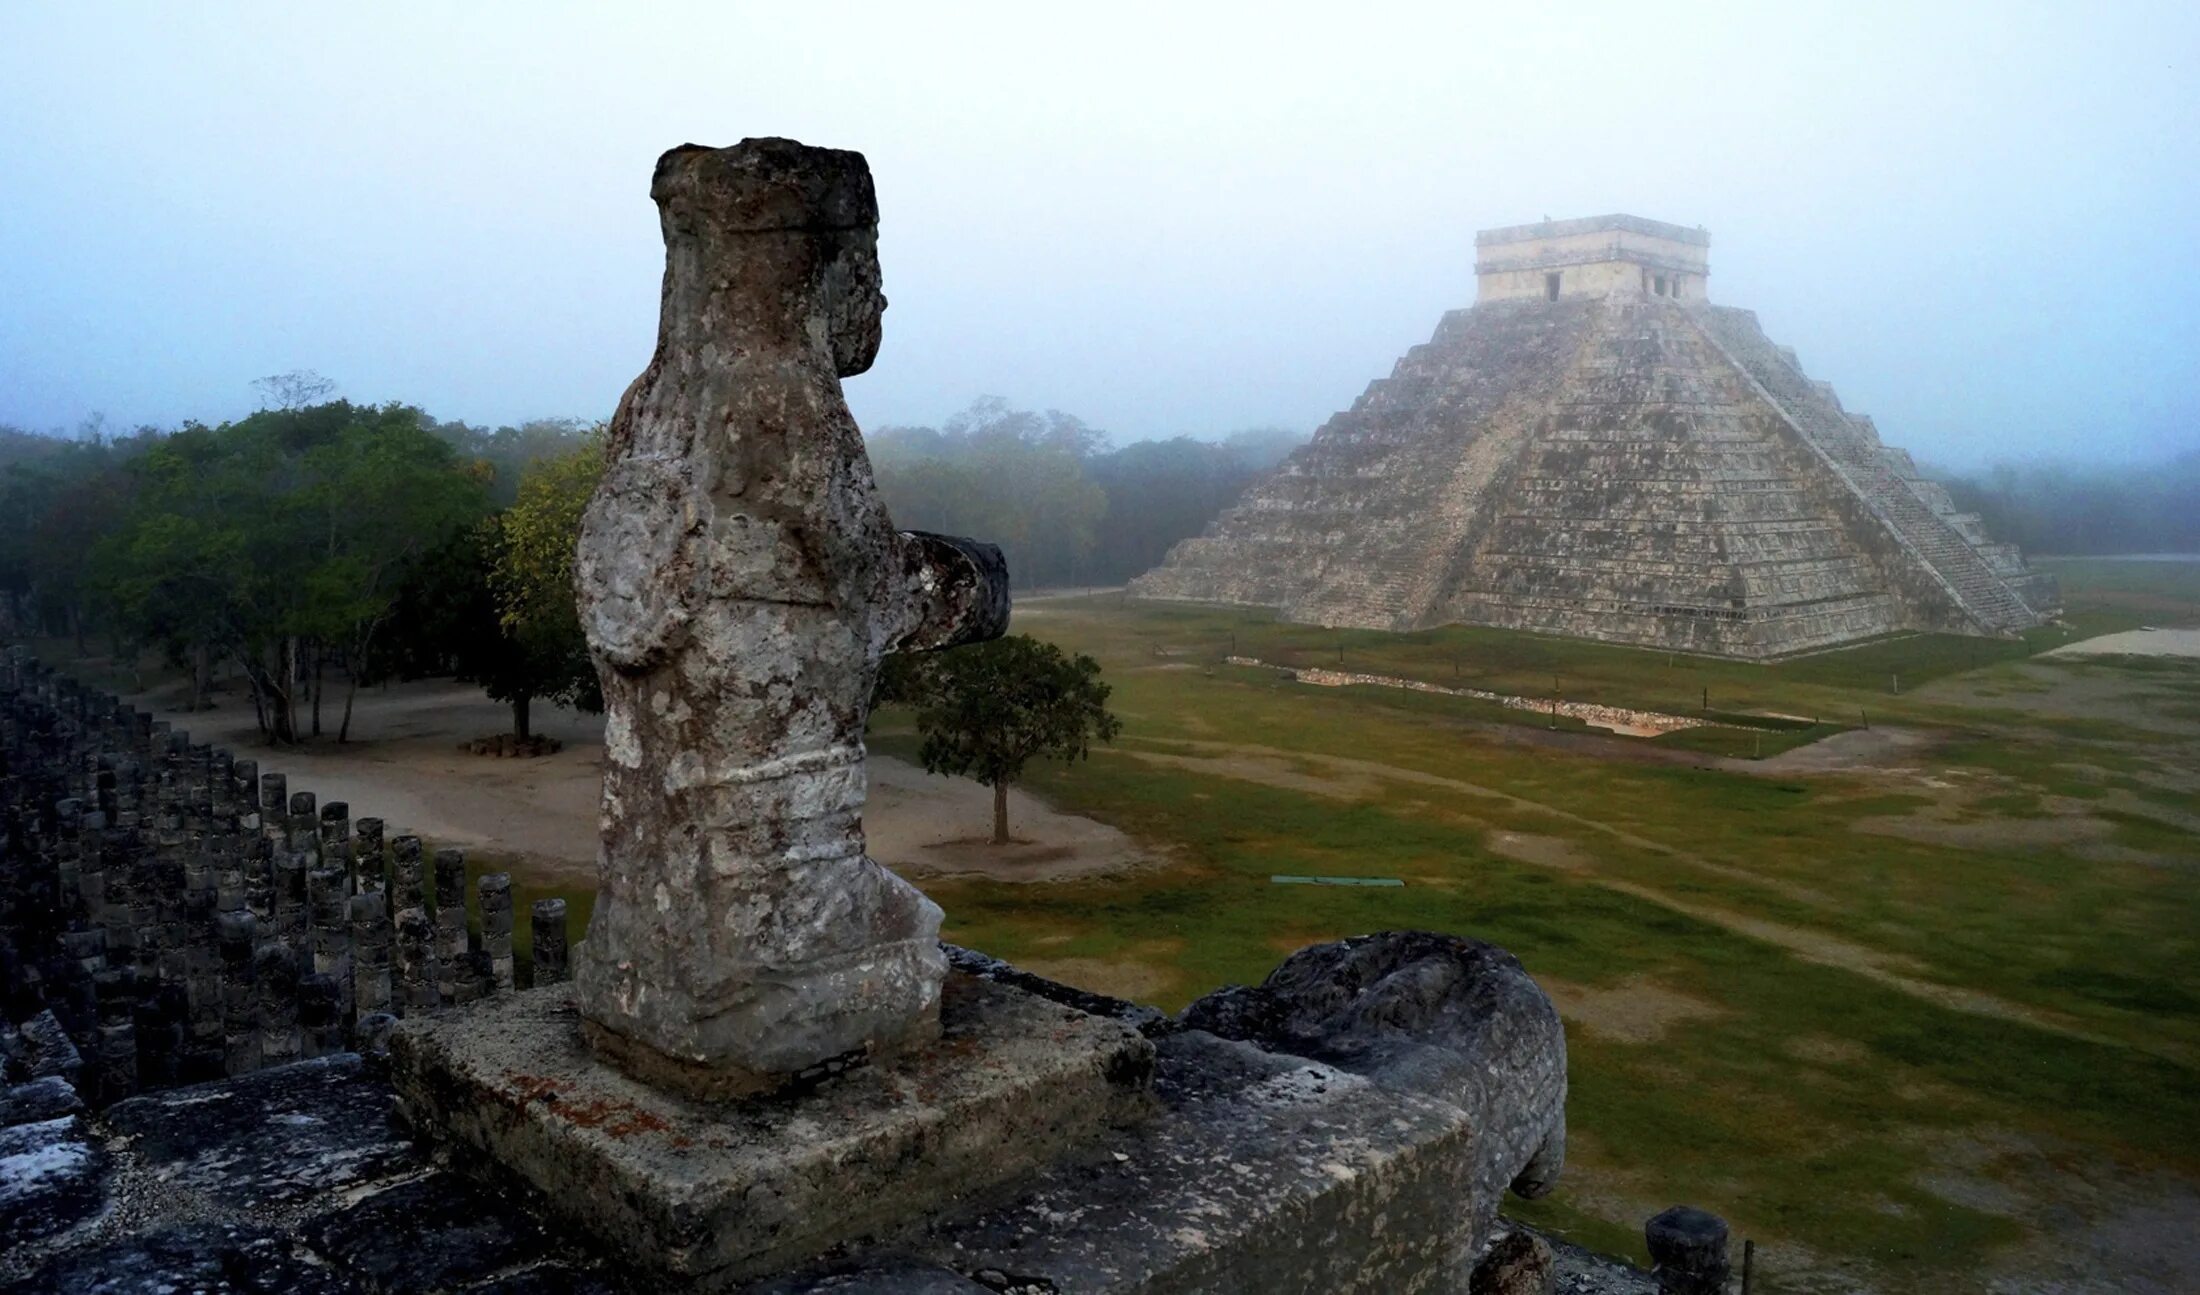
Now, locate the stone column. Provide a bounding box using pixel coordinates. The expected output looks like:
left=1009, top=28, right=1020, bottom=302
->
left=258, top=772, right=286, bottom=842
left=319, top=801, right=352, bottom=887
left=308, top=865, right=351, bottom=1019
left=350, top=892, right=392, bottom=1021
left=286, top=791, right=318, bottom=864
left=432, top=848, right=468, bottom=1004
left=354, top=816, right=387, bottom=895
left=298, top=972, right=344, bottom=1059
left=392, top=835, right=425, bottom=913
left=394, top=907, right=439, bottom=1014
left=477, top=873, right=514, bottom=994
left=217, top=910, right=258, bottom=1074
left=273, top=852, right=309, bottom=948
left=529, top=898, right=568, bottom=986
left=571, top=138, right=1009, bottom=1093
left=1646, top=1206, right=1730, bottom=1295
left=255, top=943, right=301, bottom=1067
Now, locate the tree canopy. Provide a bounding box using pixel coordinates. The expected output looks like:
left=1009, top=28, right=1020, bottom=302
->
left=868, top=397, right=1305, bottom=589
left=92, top=401, right=490, bottom=740
left=479, top=434, right=606, bottom=737
left=894, top=634, right=1122, bottom=844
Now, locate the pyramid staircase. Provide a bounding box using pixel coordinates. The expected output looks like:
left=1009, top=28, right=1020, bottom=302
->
left=1696, top=309, right=2039, bottom=633
left=1131, top=285, right=2055, bottom=656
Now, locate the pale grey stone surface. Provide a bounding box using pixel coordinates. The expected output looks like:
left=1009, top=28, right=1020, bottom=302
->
left=1180, top=930, right=1569, bottom=1225
left=573, top=138, right=1008, bottom=1084
left=391, top=975, right=1154, bottom=1288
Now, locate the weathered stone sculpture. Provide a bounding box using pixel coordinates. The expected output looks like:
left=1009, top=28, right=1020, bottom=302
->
left=573, top=138, right=1009, bottom=1090
left=1182, top=931, right=1568, bottom=1224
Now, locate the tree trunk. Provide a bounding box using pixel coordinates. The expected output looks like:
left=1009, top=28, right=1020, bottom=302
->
left=70, top=604, right=86, bottom=656
left=190, top=642, right=211, bottom=711
left=339, top=673, right=360, bottom=743
left=270, top=639, right=298, bottom=744
left=992, top=780, right=1010, bottom=846
left=311, top=646, right=324, bottom=737
left=512, top=694, right=533, bottom=740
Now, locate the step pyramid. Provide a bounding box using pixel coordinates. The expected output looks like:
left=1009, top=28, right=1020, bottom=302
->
left=1129, top=216, right=2057, bottom=659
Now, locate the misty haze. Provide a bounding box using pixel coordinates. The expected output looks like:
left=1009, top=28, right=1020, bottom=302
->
left=1, top=6, right=2196, bottom=1295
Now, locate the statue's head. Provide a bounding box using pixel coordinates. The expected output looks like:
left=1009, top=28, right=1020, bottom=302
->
left=651, top=138, right=887, bottom=376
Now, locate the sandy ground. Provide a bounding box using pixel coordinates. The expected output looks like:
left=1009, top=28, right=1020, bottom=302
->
left=119, top=674, right=1156, bottom=888
left=1541, top=975, right=1728, bottom=1044
left=2046, top=627, right=2200, bottom=658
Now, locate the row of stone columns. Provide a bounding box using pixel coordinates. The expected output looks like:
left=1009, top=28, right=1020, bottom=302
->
left=1, top=649, right=574, bottom=1106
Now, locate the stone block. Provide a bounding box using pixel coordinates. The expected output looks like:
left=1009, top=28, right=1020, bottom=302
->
left=0, top=1114, right=110, bottom=1251
left=103, top=1053, right=413, bottom=1211
left=300, top=1170, right=549, bottom=1292
left=0, top=1076, right=84, bottom=1128
left=391, top=973, right=1155, bottom=1289
left=9, top=1221, right=357, bottom=1294
left=770, top=1029, right=1488, bottom=1294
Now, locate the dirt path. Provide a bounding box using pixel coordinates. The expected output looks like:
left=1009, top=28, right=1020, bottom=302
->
left=119, top=675, right=1157, bottom=888
left=2046, top=628, right=2200, bottom=659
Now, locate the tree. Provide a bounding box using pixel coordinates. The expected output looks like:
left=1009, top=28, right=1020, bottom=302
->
left=482, top=435, right=605, bottom=737
left=252, top=370, right=337, bottom=411
left=897, top=634, right=1122, bottom=844
left=96, top=402, right=487, bottom=743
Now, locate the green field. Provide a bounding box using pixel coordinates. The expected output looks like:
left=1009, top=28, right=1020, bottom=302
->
left=887, top=559, right=2200, bottom=1291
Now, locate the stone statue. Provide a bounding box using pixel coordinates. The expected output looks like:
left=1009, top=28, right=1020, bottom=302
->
left=572, top=138, right=1009, bottom=1093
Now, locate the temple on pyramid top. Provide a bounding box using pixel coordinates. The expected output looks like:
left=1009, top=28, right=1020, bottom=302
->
left=1475, top=214, right=1710, bottom=303
left=1129, top=216, right=2057, bottom=658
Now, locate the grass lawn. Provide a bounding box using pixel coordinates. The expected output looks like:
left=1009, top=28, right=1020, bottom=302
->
left=911, top=560, right=2200, bottom=1290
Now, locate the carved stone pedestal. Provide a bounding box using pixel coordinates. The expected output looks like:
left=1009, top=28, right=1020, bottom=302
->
left=389, top=974, right=1155, bottom=1289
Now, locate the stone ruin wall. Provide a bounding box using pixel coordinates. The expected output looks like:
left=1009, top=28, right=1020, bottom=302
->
left=0, top=649, right=571, bottom=1105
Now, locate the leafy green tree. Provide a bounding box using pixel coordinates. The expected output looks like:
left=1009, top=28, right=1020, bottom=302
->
left=897, top=634, right=1122, bottom=844
left=97, top=402, right=487, bottom=743
left=482, top=434, right=605, bottom=737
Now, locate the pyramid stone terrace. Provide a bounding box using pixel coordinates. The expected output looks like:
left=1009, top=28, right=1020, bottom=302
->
left=1130, top=215, right=2057, bottom=659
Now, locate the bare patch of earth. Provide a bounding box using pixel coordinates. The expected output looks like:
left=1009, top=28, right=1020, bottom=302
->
left=1016, top=956, right=1177, bottom=1003
left=2046, top=628, right=2200, bottom=660
left=112, top=675, right=1159, bottom=890
left=1542, top=976, right=1728, bottom=1044
left=1854, top=808, right=2116, bottom=853
left=1121, top=745, right=1384, bottom=801
left=1746, top=725, right=1939, bottom=776
left=1908, top=1127, right=2200, bottom=1294
left=1486, top=831, right=1594, bottom=872
left=1785, top=1034, right=1872, bottom=1067
left=868, top=758, right=1157, bottom=882
left=1915, top=660, right=2200, bottom=738
left=1852, top=794, right=2190, bottom=868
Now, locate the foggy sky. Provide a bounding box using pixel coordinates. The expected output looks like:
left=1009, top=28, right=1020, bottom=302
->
left=2, top=2, right=2195, bottom=467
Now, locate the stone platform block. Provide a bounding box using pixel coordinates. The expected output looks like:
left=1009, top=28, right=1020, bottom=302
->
left=390, top=972, right=1156, bottom=1288
left=760, top=1030, right=1489, bottom=1294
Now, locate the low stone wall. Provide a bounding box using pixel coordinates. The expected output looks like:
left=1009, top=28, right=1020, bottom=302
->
left=1229, top=657, right=1709, bottom=736
left=0, top=648, right=569, bottom=1107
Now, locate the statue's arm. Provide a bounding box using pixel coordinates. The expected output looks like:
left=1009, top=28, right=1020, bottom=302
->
left=880, top=531, right=1011, bottom=655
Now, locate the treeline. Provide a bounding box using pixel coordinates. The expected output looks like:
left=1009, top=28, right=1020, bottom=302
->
left=1939, top=451, right=2200, bottom=556
left=0, top=383, right=606, bottom=744
left=869, top=396, right=1303, bottom=588
left=0, top=385, right=1302, bottom=743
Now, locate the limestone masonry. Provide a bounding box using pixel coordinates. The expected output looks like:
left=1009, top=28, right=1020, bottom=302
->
left=1130, top=215, right=2057, bottom=658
